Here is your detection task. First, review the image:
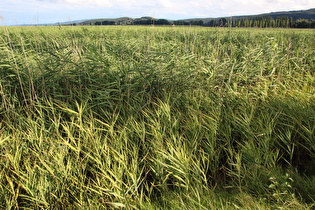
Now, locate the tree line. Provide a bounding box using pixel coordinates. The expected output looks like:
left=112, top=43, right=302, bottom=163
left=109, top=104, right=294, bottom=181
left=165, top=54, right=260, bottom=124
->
left=226, top=17, right=315, bottom=28
left=81, top=17, right=315, bottom=28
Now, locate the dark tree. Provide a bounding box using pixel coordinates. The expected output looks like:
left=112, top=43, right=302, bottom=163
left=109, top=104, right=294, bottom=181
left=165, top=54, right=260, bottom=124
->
left=219, top=18, right=227, bottom=27
left=155, top=19, right=170, bottom=25
left=134, top=19, right=152, bottom=25
left=209, top=20, right=216, bottom=27
left=173, top=20, right=190, bottom=25
left=294, top=19, right=311, bottom=28
left=102, top=21, right=116, bottom=25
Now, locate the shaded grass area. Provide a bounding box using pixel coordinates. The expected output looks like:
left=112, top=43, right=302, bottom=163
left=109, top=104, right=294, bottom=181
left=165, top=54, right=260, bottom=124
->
left=0, top=26, right=315, bottom=209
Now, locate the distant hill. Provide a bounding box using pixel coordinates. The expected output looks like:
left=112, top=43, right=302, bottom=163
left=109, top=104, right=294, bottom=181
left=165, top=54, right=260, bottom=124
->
left=232, top=8, right=315, bottom=21
left=174, top=8, right=315, bottom=25
left=60, top=8, right=315, bottom=28
left=80, top=17, right=159, bottom=26
left=80, top=17, right=134, bottom=25
left=179, top=8, right=315, bottom=27
left=58, top=19, right=89, bottom=25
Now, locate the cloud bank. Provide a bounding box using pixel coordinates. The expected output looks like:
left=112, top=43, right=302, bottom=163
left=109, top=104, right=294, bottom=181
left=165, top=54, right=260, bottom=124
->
left=60, top=0, right=314, bottom=18
left=1, top=0, right=314, bottom=25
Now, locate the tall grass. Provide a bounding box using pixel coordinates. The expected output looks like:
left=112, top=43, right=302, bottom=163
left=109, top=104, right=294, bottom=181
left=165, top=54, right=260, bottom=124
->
left=0, top=26, right=315, bottom=209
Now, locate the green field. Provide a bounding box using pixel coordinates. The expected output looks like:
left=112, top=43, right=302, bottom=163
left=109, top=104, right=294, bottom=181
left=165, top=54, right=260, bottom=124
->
left=0, top=26, right=315, bottom=209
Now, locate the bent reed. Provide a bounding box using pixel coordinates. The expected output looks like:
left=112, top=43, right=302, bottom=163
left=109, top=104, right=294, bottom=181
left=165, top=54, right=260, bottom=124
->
left=0, top=26, right=315, bottom=209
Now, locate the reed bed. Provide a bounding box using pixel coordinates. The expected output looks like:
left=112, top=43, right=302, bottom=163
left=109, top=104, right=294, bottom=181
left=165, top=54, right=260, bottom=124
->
left=0, top=26, right=315, bottom=209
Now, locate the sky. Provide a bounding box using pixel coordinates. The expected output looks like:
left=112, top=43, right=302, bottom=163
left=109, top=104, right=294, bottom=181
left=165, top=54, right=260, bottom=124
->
left=0, top=0, right=314, bottom=25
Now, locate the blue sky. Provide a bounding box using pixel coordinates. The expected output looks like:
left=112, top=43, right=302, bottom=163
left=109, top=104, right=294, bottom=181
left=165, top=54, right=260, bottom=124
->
left=0, top=0, right=314, bottom=25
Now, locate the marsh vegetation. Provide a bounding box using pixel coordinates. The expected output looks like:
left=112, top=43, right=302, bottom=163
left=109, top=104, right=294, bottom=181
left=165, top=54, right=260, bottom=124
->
left=0, top=26, right=315, bottom=209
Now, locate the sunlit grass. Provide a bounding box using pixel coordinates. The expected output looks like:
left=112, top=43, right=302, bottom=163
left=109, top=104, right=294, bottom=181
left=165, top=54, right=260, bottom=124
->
left=0, top=25, right=315, bottom=208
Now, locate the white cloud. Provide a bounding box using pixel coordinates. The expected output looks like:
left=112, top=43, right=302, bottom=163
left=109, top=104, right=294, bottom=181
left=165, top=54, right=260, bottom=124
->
left=35, top=0, right=113, bottom=7
left=15, top=0, right=314, bottom=14
left=61, top=0, right=113, bottom=7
